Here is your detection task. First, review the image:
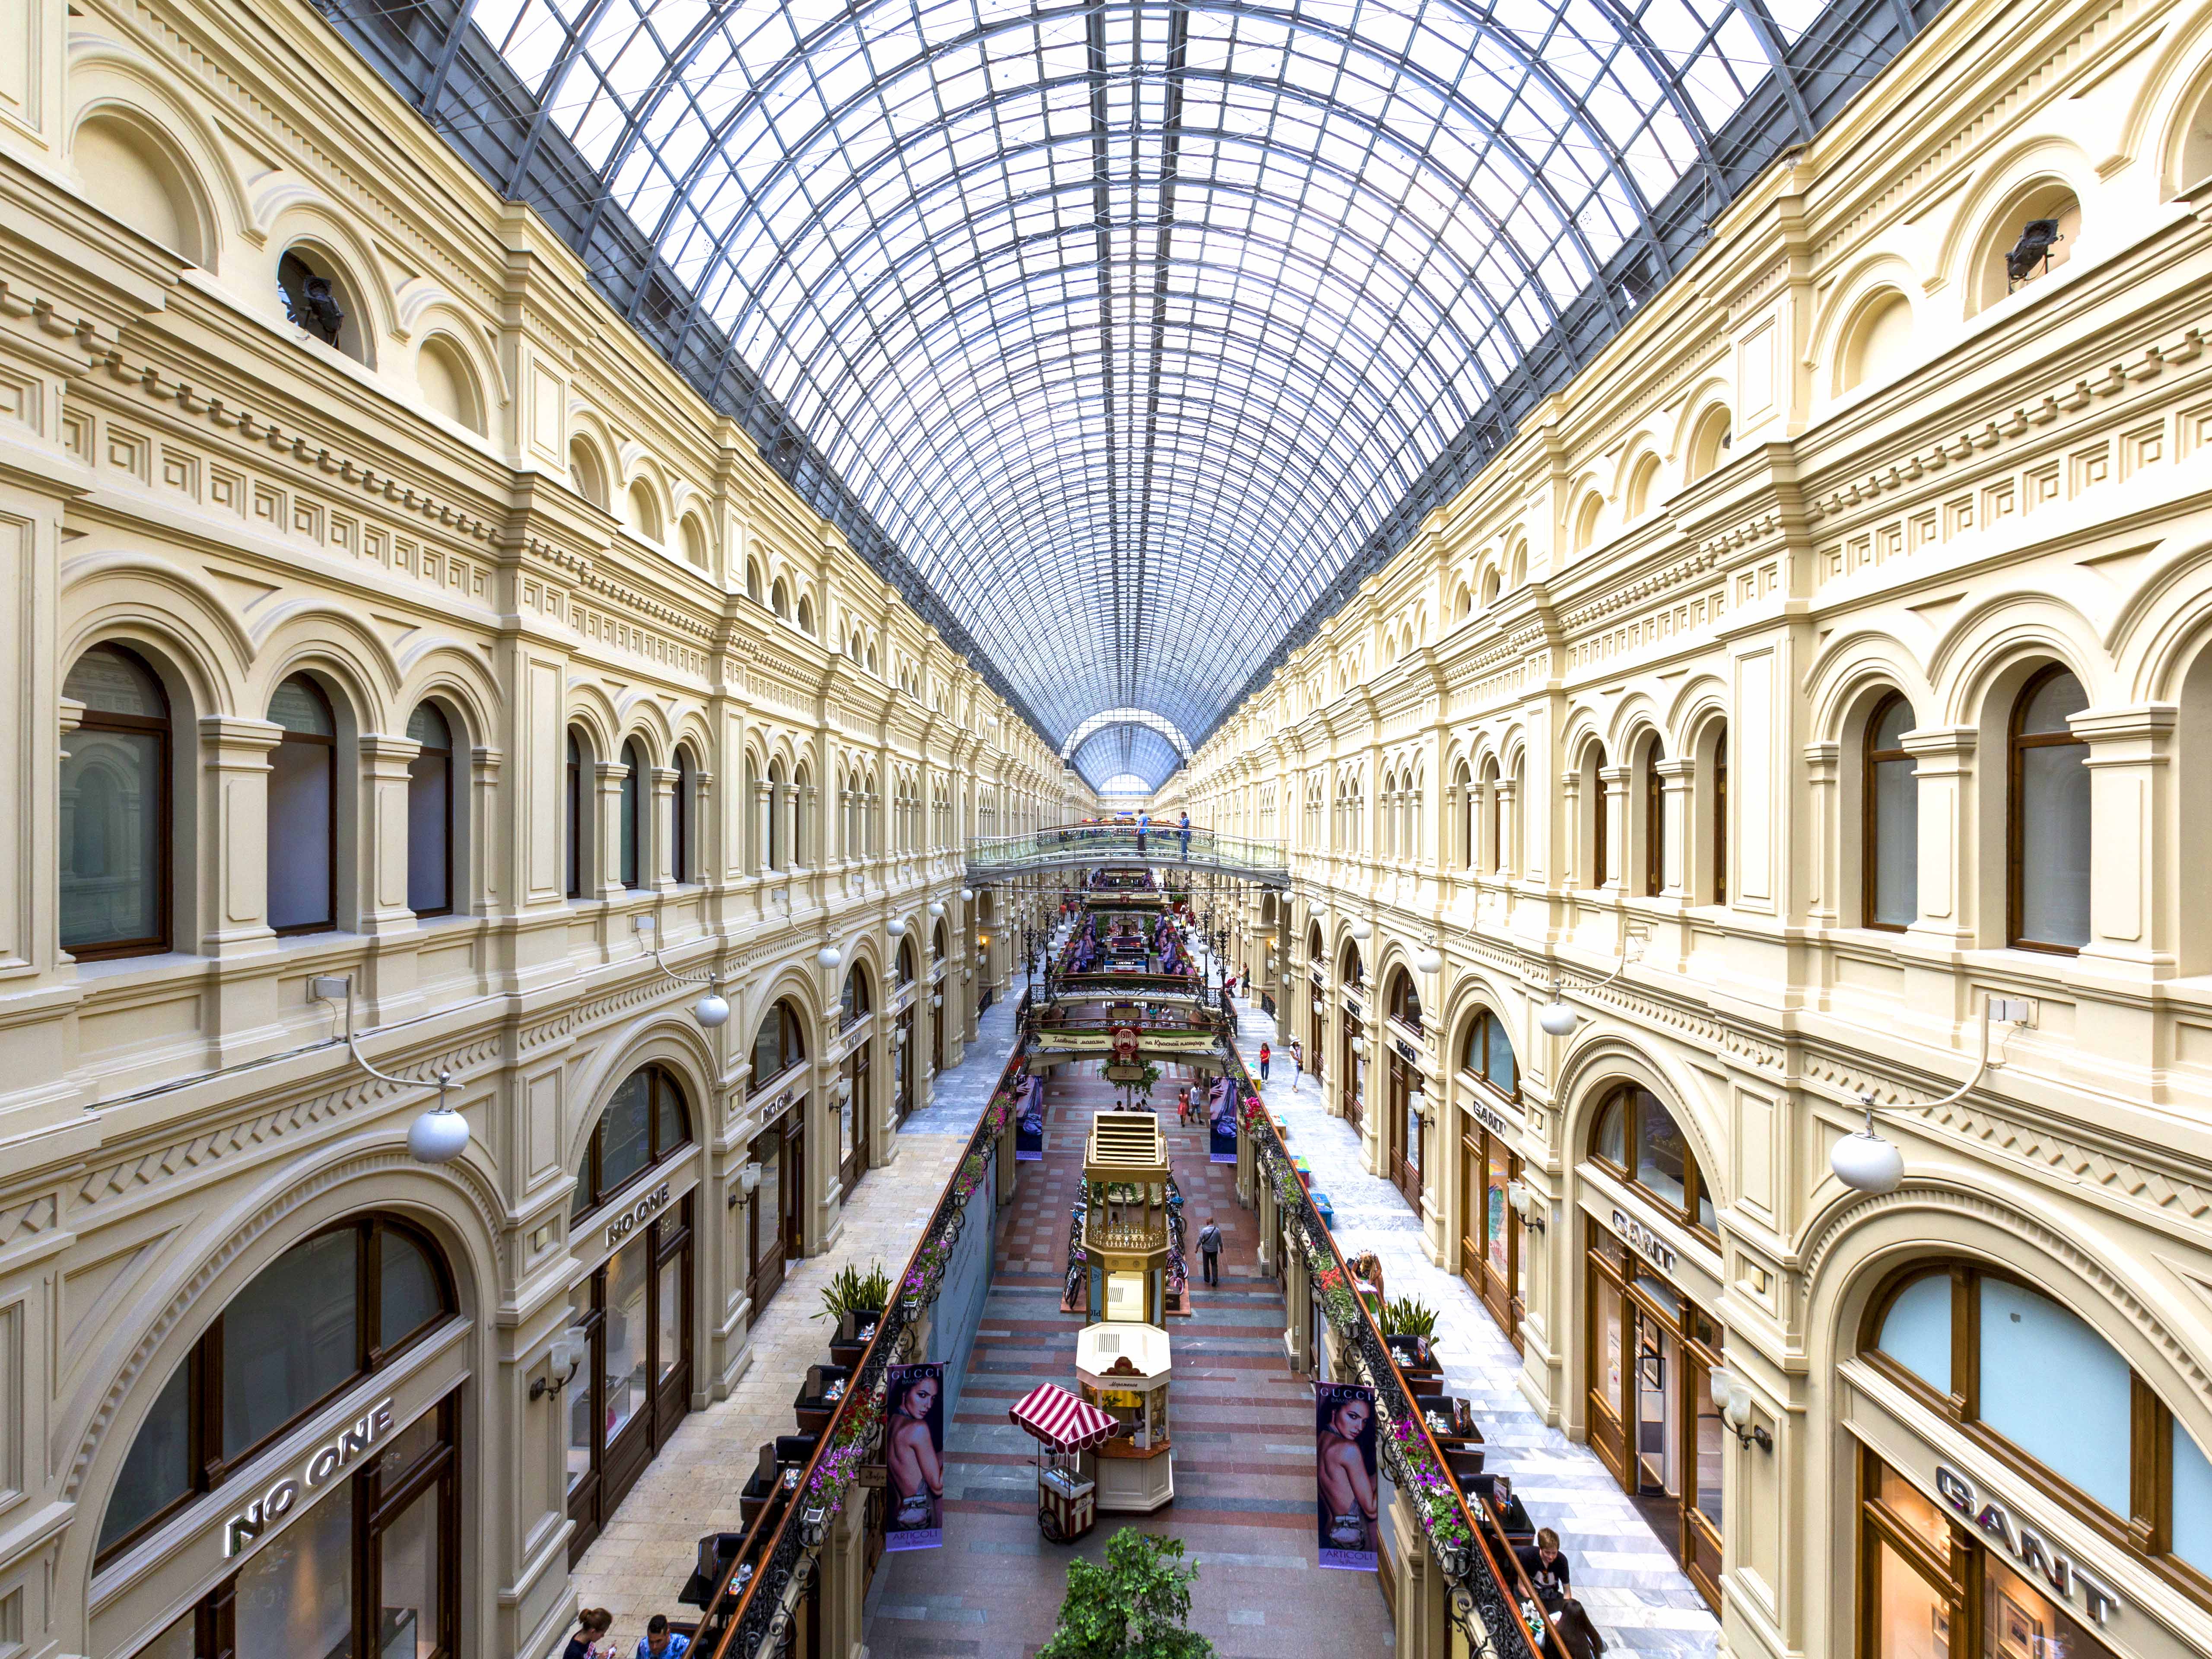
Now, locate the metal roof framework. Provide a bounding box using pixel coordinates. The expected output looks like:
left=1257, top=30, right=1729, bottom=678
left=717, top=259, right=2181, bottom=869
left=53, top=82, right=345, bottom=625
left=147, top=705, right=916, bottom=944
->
left=322, top=0, right=1943, bottom=789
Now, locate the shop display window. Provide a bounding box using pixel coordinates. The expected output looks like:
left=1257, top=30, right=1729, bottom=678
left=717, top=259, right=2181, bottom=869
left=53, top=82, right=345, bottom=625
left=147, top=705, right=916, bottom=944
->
left=1864, top=1264, right=2212, bottom=1603
left=235, top=1480, right=354, bottom=1659
left=1870, top=1535, right=1948, bottom=1659
left=96, top=1216, right=454, bottom=1563
left=1587, top=1084, right=1716, bottom=1238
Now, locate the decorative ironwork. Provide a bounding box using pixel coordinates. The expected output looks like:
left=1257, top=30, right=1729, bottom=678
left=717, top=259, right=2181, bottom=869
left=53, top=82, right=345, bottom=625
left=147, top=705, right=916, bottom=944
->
left=968, top=826, right=1289, bottom=886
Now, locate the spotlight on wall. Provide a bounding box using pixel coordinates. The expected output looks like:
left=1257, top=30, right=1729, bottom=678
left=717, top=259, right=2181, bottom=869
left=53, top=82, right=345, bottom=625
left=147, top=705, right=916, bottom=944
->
left=1708, top=1366, right=1773, bottom=1450
left=2005, top=218, right=2062, bottom=286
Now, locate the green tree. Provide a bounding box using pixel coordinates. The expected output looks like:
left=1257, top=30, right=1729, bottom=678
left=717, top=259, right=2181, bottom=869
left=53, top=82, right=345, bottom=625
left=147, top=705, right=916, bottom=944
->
left=1039, top=1528, right=1215, bottom=1659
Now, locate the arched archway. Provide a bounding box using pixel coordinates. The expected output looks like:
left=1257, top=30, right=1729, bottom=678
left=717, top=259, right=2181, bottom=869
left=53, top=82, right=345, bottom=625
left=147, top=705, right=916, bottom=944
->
left=1382, top=967, right=1424, bottom=1206
left=837, top=964, right=875, bottom=1195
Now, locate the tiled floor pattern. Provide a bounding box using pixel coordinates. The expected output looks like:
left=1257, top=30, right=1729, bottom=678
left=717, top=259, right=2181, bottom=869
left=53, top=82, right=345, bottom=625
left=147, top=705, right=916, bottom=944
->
left=1218, top=976, right=1722, bottom=1659
left=566, top=991, right=1030, bottom=1649
left=863, top=1063, right=1393, bottom=1659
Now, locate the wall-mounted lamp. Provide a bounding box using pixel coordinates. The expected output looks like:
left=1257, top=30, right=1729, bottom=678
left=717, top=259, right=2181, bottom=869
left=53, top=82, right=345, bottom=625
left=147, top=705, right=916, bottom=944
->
left=1349, top=1035, right=1366, bottom=1056
left=816, top=944, right=843, bottom=971
left=1535, top=927, right=1649, bottom=1037
left=1349, top=918, right=1373, bottom=942
left=1708, top=1366, right=1773, bottom=1450
left=928, top=901, right=946, bottom=918
left=1832, top=996, right=2027, bottom=1196
left=887, top=917, right=907, bottom=938
left=632, top=915, right=731, bottom=1027
left=931, top=993, right=944, bottom=1009
left=1504, top=1179, right=1547, bottom=1231
left=1414, top=943, right=1443, bottom=976
left=959, top=888, right=974, bottom=903
left=728, top=1161, right=764, bottom=1209
left=311, top=975, right=467, bottom=1164
left=529, top=1326, right=591, bottom=1402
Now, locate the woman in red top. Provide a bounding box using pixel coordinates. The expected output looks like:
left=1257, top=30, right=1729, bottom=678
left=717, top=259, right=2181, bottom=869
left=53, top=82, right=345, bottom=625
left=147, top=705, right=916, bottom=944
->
left=1259, top=1042, right=1271, bottom=1081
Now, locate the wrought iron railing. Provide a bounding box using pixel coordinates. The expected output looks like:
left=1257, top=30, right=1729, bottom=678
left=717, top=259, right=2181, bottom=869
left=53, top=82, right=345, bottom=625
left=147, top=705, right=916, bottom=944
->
left=966, top=825, right=1289, bottom=877
left=1219, top=1039, right=1553, bottom=1659
left=687, top=991, right=1034, bottom=1658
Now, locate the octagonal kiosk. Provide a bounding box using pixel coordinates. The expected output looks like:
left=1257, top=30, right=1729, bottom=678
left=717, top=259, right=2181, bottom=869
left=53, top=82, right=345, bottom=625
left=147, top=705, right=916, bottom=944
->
left=1079, top=1110, right=1175, bottom=1510
left=1077, top=1322, right=1174, bottom=1511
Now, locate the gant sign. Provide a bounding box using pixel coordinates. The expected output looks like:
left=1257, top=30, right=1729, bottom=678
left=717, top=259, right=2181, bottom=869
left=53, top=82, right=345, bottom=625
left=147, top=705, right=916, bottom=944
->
left=1934, top=1463, right=2121, bottom=1626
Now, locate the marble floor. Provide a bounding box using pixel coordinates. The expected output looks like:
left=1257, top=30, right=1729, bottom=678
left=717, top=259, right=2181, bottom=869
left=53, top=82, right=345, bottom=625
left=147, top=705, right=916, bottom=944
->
left=1220, top=978, right=1722, bottom=1659
left=565, top=990, right=1030, bottom=1651
left=863, top=1062, right=1392, bottom=1659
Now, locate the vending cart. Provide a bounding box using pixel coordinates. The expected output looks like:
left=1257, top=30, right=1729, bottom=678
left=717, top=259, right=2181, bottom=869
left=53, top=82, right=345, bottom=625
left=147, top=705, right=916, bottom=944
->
left=1008, top=1382, right=1116, bottom=1543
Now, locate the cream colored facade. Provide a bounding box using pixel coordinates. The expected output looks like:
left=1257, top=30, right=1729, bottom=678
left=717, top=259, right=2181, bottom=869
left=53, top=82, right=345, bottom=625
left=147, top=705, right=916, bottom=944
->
left=0, top=0, right=1089, bottom=1654
left=1173, top=1, right=2212, bottom=1657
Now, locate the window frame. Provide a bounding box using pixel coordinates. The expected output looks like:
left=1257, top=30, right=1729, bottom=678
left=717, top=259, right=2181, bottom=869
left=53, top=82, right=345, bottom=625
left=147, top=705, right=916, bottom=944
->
left=1459, top=1009, right=1519, bottom=1103
left=1643, top=737, right=1666, bottom=897
left=566, top=729, right=585, bottom=899
left=2006, top=664, right=2090, bottom=956
left=406, top=702, right=454, bottom=919
left=1859, top=1260, right=2212, bottom=1602
left=1711, top=728, right=1729, bottom=906
left=267, top=675, right=339, bottom=936
left=1585, top=1084, right=1714, bottom=1241
left=61, top=642, right=174, bottom=960
left=618, top=739, right=645, bottom=890
left=671, top=747, right=693, bottom=883
left=1862, top=693, right=1916, bottom=933
left=572, top=1064, right=694, bottom=1216
left=94, top=1215, right=454, bottom=1567
left=749, top=1001, right=810, bottom=1096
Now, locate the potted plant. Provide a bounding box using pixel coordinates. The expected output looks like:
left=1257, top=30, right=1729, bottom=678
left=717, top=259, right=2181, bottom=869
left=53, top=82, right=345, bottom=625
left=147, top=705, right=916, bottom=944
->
left=816, top=1260, right=890, bottom=1324
left=1038, top=1528, right=1214, bottom=1659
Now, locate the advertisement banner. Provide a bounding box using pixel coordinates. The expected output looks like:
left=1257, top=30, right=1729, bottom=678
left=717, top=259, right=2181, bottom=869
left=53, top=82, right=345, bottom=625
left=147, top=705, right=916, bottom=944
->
left=1015, top=1075, right=1046, bottom=1161
left=1315, top=1382, right=1379, bottom=1570
left=1208, top=1074, right=1238, bottom=1163
left=884, top=1363, right=946, bottom=1551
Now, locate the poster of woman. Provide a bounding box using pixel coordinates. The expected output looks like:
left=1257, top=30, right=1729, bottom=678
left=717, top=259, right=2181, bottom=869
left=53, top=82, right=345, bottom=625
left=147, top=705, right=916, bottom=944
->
left=1015, top=1074, right=1046, bottom=1160
left=1208, top=1074, right=1238, bottom=1163
left=884, top=1363, right=946, bottom=1550
left=1315, top=1382, right=1379, bottom=1570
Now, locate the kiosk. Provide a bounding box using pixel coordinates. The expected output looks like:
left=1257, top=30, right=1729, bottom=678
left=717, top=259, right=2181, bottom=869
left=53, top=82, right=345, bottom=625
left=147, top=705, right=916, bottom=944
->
left=1077, top=1322, right=1175, bottom=1511
left=1083, top=1112, right=1173, bottom=1323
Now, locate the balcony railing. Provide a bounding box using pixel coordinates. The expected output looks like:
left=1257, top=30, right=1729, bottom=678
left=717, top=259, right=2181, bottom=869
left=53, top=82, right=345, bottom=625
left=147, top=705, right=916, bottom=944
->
left=965, top=825, right=1289, bottom=882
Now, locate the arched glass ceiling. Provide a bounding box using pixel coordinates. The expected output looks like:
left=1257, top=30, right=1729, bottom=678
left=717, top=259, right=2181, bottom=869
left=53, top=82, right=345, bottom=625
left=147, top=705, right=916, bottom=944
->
left=1097, top=773, right=1153, bottom=797
left=1062, top=708, right=1192, bottom=762
left=332, top=0, right=1939, bottom=785
left=1070, top=722, right=1185, bottom=791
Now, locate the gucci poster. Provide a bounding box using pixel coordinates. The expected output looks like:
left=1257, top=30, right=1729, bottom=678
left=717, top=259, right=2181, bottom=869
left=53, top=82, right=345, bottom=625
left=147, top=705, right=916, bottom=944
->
left=1208, top=1074, right=1238, bottom=1163
left=884, top=1363, right=946, bottom=1550
left=1016, top=1074, right=1046, bottom=1161
left=1315, top=1381, right=1379, bottom=1570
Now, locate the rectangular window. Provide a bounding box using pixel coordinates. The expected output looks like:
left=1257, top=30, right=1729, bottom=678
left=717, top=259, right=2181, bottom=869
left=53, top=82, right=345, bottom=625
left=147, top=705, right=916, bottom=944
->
left=234, top=1482, right=354, bottom=1659
left=375, top=1483, right=444, bottom=1659
left=1869, top=1535, right=1946, bottom=1659
left=603, top=1242, right=648, bottom=1441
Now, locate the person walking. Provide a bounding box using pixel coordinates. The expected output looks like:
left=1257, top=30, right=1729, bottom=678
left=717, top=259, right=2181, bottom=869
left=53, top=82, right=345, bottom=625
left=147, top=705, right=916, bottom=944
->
left=1179, top=810, right=1191, bottom=859
left=563, top=1610, right=613, bottom=1659
left=636, top=1615, right=691, bottom=1659
left=1290, top=1038, right=1304, bottom=1084
left=1137, top=810, right=1149, bottom=855
left=1197, top=1216, right=1223, bottom=1286
left=1551, top=1601, right=1607, bottom=1659
left=1176, top=1084, right=1192, bottom=1125
left=1259, top=1042, right=1271, bottom=1081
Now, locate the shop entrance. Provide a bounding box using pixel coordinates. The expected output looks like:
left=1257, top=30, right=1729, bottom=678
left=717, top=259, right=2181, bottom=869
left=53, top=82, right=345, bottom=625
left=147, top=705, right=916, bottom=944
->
left=744, top=1102, right=803, bottom=1318
left=567, top=1194, right=695, bottom=1563
left=1584, top=1216, right=1723, bottom=1608
left=1458, top=1124, right=1522, bottom=1347
left=1385, top=1046, right=1421, bottom=1209
left=1338, top=1007, right=1363, bottom=1132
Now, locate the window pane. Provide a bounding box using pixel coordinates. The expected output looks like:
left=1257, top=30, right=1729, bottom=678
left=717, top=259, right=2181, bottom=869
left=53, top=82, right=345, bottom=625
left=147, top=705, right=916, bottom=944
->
left=1871, top=1536, right=1947, bottom=1659
left=2018, top=739, right=2090, bottom=947
left=379, top=1229, right=444, bottom=1349
left=1876, top=1462, right=1952, bottom=1558
left=1595, top=1099, right=1625, bottom=1166
left=597, top=1071, right=652, bottom=1197
left=267, top=678, right=333, bottom=735
left=2172, top=1421, right=2212, bottom=1573
left=234, top=1484, right=353, bottom=1659
left=1485, top=1141, right=1509, bottom=1279
left=99, top=1359, right=192, bottom=1553
left=1634, top=1093, right=1688, bottom=1209
left=756, top=1136, right=782, bottom=1256
left=1877, top=1273, right=1952, bottom=1395
left=1979, top=1279, right=2130, bottom=1514
left=1872, top=754, right=1919, bottom=927
left=655, top=1074, right=688, bottom=1157
left=564, top=1285, right=593, bottom=1494
left=405, top=704, right=448, bottom=750
left=1872, top=697, right=1915, bottom=750
left=405, top=747, right=450, bottom=915
left=376, top=1481, right=443, bottom=1659
left=603, top=1243, right=648, bottom=1439
left=133, top=1610, right=198, bottom=1659
left=1595, top=1274, right=1623, bottom=1406
left=61, top=722, right=164, bottom=951
left=619, top=747, right=640, bottom=888
left=1694, top=1372, right=1723, bottom=1527
left=656, top=1253, right=683, bottom=1386
left=1486, top=1019, right=1517, bottom=1096
left=224, top=1229, right=359, bottom=1457
left=267, top=734, right=333, bottom=932
left=375, top=1410, right=441, bottom=1488
left=1983, top=1553, right=2117, bottom=1659
left=66, top=645, right=164, bottom=716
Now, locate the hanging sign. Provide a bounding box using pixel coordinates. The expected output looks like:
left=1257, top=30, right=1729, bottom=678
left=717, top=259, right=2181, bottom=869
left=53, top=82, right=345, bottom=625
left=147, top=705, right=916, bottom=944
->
left=884, top=1364, right=946, bottom=1551
left=1315, top=1382, right=1379, bottom=1571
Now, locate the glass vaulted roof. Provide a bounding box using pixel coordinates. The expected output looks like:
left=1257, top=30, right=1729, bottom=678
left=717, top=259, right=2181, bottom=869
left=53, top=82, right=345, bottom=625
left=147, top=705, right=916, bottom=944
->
left=331, top=0, right=1936, bottom=789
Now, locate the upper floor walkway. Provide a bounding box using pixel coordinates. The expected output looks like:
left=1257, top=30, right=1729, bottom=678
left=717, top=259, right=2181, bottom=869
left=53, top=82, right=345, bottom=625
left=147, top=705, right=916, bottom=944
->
left=965, top=825, right=1290, bottom=886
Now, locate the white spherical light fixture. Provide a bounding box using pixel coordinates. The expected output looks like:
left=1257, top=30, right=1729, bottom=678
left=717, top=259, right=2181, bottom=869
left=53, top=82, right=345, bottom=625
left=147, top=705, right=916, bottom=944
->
left=887, top=917, right=908, bottom=938
left=928, top=901, right=946, bottom=918
left=960, top=887, right=973, bottom=903
left=408, top=1102, right=471, bottom=1165
left=1538, top=998, right=1578, bottom=1037
left=1414, top=946, right=1443, bottom=975
left=1832, top=1115, right=1904, bottom=1195
left=1350, top=919, right=1373, bottom=941
left=693, top=990, right=731, bottom=1028
left=816, top=945, right=842, bottom=971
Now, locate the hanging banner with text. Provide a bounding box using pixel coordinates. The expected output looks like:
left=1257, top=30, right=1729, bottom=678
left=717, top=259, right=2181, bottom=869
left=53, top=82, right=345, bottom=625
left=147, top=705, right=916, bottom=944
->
left=1208, top=1074, right=1239, bottom=1164
left=1315, top=1382, right=1379, bottom=1570
left=884, top=1363, right=946, bottom=1551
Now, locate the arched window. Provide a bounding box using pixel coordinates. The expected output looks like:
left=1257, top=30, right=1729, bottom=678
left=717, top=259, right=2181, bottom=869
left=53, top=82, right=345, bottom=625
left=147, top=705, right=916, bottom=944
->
left=570, top=438, right=609, bottom=508
left=267, top=676, right=337, bottom=934
left=71, top=111, right=206, bottom=263
left=896, top=938, right=916, bottom=987
left=95, top=1215, right=453, bottom=1561
left=276, top=247, right=370, bottom=364
left=1866, top=1264, right=2212, bottom=1576
left=750, top=1000, right=808, bottom=1090
left=626, top=480, right=663, bottom=542
left=1585, top=744, right=1609, bottom=889
left=566, top=728, right=587, bottom=898
left=1387, top=967, right=1421, bottom=1033
left=1864, top=694, right=1917, bottom=930
left=771, top=578, right=789, bottom=619
left=932, top=920, right=947, bottom=963
left=840, top=964, right=871, bottom=1030
left=1587, top=1084, right=1714, bottom=1234
left=1461, top=1009, right=1517, bottom=1100
left=60, top=644, right=170, bottom=958
left=797, top=594, right=815, bottom=634
left=679, top=515, right=709, bottom=568
left=766, top=759, right=788, bottom=869
left=407, top=702, right=454, bottom=917
left=1453, top=760, right=1473, bottom=868
left=2009, top=666, right=2091, bottom=953
left=1710, top=724, right=1729, bottom=906
left=1340, top=940, right=1364, bottom=988
left=619, top=739, right=645, bottom=889
left=671, top=747, right=694, bottom=883
left=1686, top=407, right=1731, bottom=482
left=573, top=1065, right=692, bottom=1215
left=1978, top=184, right=2081, bottom=309
left=1641, top=735, right=1667, bottom=896
left=745, top=559, right=764, bottom=605
left=1624, top=451, right=1660, bottom=517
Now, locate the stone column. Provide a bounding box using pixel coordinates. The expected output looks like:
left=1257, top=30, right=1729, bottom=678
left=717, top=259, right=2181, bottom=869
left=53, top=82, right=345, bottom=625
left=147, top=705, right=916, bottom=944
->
left=650, top=765, right=680, bottom=888
left=1599, top=763, right=1632, bottom=893
left=799, top=782, right=818, bottom=868
left=2072, top=704, right=2177, bottom=977
left=593, top=760, right=627, bottom=899
left=1801, top=741, right=1840, bottom=927
left=198, top=716, right=285, bottom=956
left=1903, top=726, right=1977, bottom=949
left=355, top=733, right=423, bottom=941
left=1494, top=775, right=1518, bottom=879
left=1657, top=756, right=1697, bottom=897
left=470, top=747, right=502, bottom=916
left=753, top=779, right=773, bottom=874
left=1558, top=769, right=1581, bottom=887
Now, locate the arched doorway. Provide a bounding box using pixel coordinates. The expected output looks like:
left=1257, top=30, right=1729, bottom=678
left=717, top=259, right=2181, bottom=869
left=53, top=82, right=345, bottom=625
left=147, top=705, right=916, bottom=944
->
left=743, top=1001, right=810, bottom=1322
left=1456, top=1008, right=1523, bottom=1348
left=566, top=1063, right=696, bottom=1560
left=838, top=965, right=873, bottom=1195
left=1382, top=968, right=1423, bottom=1207
left=894, top=939, right=918, bottom=1122
left=931, top=919, right=949, bottom=1074
left=93, top=1215, right=463, bottom=1659
left=1337, top=938, right=1364, bottom=1131
left=1306, top=922, right=1326, bottom=1089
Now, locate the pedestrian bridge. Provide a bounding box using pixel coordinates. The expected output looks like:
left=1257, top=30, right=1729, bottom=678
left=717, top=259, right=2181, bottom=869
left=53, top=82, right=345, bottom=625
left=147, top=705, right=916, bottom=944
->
left=964, top=825, right=1290, bottom=886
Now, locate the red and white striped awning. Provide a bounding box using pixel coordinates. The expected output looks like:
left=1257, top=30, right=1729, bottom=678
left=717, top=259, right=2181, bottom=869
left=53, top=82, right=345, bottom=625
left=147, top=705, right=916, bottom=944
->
left=1008, top=1383, right=1117, bottom=1451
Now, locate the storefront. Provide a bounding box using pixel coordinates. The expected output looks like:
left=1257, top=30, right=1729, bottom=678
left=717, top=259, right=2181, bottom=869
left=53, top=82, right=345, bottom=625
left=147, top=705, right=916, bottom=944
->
left=1382, top=970, right=1423, bottom=1208
left=1580, top=1082, right=1725, bottom=1608
left=893, top=1004, right=915, bottom=1122
left=1847, top=1262, right=2212, bottom=1659
left=741, top=1085, right=804, bottom=1322
left=837, top=967, right=872, bottom=1196
left=1455, top=1010, right=1524, bottom=1347
left=565, top=1065, right=698, bottom=1563
left=86, top=1215, right=467, bottom=1659
left=1338, top=941, right=1366, bottom=1133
